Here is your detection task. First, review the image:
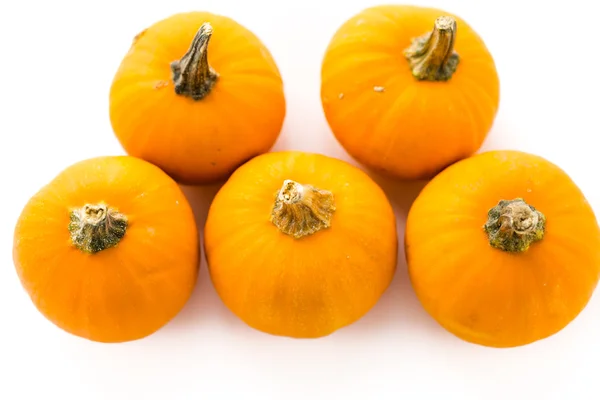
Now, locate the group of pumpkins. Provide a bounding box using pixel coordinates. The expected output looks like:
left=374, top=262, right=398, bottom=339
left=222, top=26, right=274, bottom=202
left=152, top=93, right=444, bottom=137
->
left=13, top=6, right=600, bottom=348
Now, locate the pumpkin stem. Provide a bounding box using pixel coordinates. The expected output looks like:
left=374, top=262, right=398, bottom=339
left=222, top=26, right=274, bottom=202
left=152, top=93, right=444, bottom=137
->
left=171, top=22, right=219, bottom=100
left=403, top=16, right=460, bottom=81
left=270, top=180, right=336, bottom=239
left=68, top=204, right=128, bottom=254
left=483, top=198, right=546, bottom=253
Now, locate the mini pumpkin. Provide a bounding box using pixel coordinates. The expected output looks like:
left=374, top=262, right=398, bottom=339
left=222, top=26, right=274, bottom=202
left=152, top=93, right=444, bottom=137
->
left=405, top=150, right=600, bottom=348
left=204, top=151, right=398, bottom=338
left=109, top=12, right=286, bottom=184
left=13, top=156, right=199, bottom=343
left=320, top=5, right=500, bottom=180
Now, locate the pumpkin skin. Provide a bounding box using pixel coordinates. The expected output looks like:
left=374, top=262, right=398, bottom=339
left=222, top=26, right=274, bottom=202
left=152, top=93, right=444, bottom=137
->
left=13, top=156, right=199, bottom=343
left=321, top=5, right=500, bottom=180
left=405, top=150, right=600, bottom=348
left=109, top=12, right=286, bottom=184
left=204, top=151, right=398, bottom=338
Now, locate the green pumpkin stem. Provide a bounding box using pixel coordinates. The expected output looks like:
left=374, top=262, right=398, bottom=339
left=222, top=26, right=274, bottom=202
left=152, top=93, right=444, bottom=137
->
left=69, top=204, right=128, bottom=254
left=483, top=198, right=546, bottom=253
left=404, top=16, right=460, bottom=81
left=171, top=22, right=219, bottom=100
left=270, top=180, right=336, bottom=239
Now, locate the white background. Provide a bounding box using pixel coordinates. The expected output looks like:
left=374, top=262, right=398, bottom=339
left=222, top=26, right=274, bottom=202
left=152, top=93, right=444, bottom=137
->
left=1, top=0, right=599, bottom=399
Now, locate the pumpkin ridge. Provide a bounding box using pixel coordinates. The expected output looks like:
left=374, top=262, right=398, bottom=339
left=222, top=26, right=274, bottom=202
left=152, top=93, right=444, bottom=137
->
left=456, top=74, right=499, bottom=107
left=455, top=82, right=483, bottom=151
left=454, top=77, right=499, bottom=149
left=380, top=83, right=428, bottom=164
left=376, top=85, right=417, bottom=163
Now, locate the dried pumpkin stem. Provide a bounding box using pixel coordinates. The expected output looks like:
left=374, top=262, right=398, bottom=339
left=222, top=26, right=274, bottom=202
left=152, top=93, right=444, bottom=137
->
left=69, top=204, right=128, bottom=254
left=171, top=22, right=219, bottom=100
left=270, top=180, right=336, bottom=239
left=483, top=199, right=546, bottom=253
left=404, top=16, right=460, bottom=81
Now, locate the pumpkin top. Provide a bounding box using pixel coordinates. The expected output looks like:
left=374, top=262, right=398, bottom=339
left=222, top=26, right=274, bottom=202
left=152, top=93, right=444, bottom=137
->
left=321, top=4, right=497, bottom=87
left=14, top=156, right=198, bottom=261
left=112, top=11, right=284, bottom=103
left=204, top=150, right=397, bottom=248
left=407, top=150, right=600, bottom=261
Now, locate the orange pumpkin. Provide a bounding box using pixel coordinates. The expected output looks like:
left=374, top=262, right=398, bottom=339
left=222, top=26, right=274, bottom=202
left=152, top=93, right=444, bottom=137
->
left=321, top=5, right=500, bottom=180
left=13, top=156, right=199, bottom=343
left=204, top=151, right=398, bottom=338
left=109, top=12, right=286, bottom=184
left=405, top=150, right=600, bottom=347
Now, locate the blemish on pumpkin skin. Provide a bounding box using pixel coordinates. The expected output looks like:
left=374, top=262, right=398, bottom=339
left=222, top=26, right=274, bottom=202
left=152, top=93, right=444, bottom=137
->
left=374, top=86, right=385, bottom=93
left=210, top=162, right=217, bottom=166
left=133, top=28, right=148, bottom=44
left=154, top=81, right=169, bottom=90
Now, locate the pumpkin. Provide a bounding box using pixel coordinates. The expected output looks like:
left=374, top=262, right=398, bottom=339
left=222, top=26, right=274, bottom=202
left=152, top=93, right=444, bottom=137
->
left=320, top=5, right=500, bottom=180
left=13, top=156, right=199, bottom=343
left=405, top=150, right=600, bottom=347
left=204, top=151, right=398, bottom=338
left=109, top=12, right=286, bottom=184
